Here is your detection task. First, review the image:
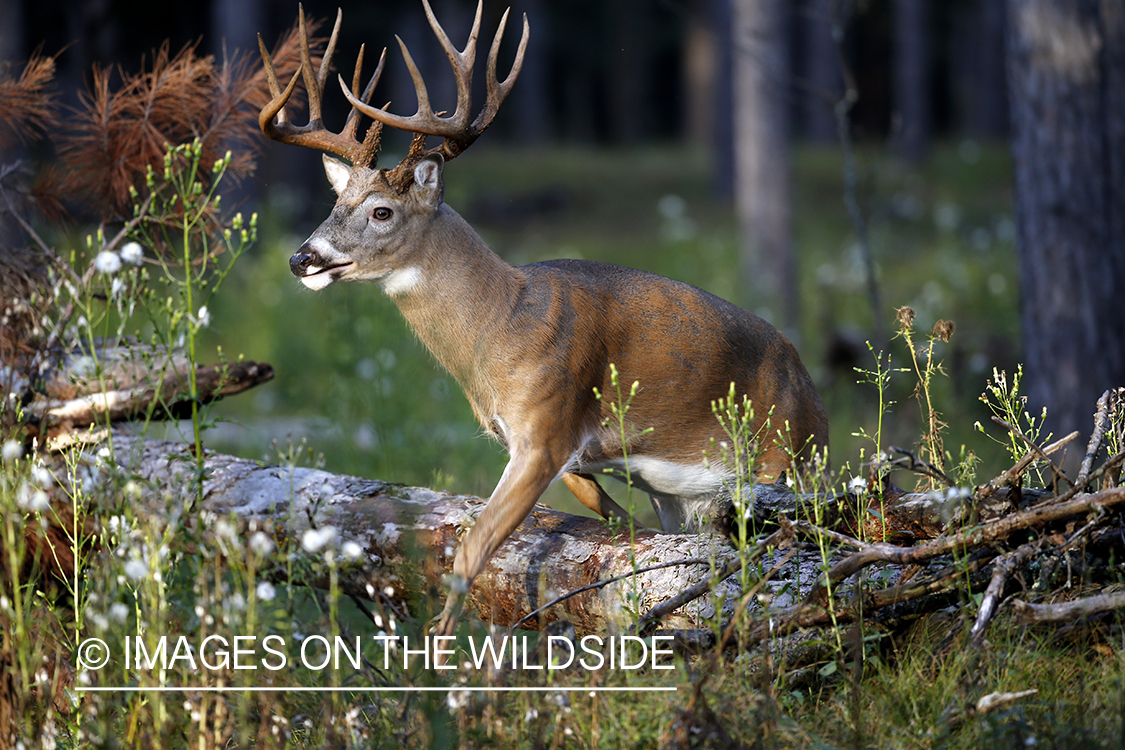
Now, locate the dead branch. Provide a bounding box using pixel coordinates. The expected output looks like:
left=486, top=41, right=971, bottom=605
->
left=1077, top=390, right=1114, bottom=487
left=1010, top=589, right=1125, bottom=624
left=974, top=430, right=1079, bottom=503
left=992, top=417, right=1074, bottom=490
left=14, top=379, right=1118, bottom=667
left=17, top=341, right=273, bottom=447
left=811, top=482, right=1125, bottom=601
left=968, top=539, right=1044, bottom=646
left=632, top=526, right=793, bottom=636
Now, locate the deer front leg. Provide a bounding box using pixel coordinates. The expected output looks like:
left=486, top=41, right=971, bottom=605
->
left=562, top=472, right=632, bottom=523
left=434, top=444, right=566, bottom=640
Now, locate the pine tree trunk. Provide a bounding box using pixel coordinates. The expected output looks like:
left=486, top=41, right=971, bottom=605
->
left=800, top=0, right=841, bottom=143
left=731, top=0, right=798, bottom=334
left=893, top=0, right=930, bottom=161
left=1007, top=0, right=1125, bottom=457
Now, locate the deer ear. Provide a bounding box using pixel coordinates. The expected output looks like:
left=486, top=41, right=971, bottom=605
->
left=322, top=154, right=351, bottom=196
left=411, top=154, right=445, bottom=208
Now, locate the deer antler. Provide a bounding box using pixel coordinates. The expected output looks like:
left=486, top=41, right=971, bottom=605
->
left=339, top=0, right=529, bottom=166
left=257, top=5, right=386, bottom=168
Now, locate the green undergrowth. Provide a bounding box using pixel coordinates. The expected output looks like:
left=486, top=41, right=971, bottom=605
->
left=7, top=139, right=1115, bottom=748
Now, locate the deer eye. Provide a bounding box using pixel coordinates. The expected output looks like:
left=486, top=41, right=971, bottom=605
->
left=372, top=207, right=393, bottom=221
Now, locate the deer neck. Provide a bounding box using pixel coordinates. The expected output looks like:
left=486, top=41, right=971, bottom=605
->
left=389, top=205, right=519, bottom=407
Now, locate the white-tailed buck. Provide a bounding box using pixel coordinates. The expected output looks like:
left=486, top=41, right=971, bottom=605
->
left=259, top=1, right=828, bottom=637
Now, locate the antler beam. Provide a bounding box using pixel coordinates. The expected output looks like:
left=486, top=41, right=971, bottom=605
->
left=257, top=5, right=385, bottom=167
left=339, top=0, right=529, bottom=162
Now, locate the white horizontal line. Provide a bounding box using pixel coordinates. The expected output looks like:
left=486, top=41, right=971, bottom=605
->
left=76, top=686, right=677, bottom=693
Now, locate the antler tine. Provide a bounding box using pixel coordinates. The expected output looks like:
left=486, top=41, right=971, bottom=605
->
left=259, top=6, right=386, bottom=167
left=476, top=9, right=529, bottom=133
left=257, top=33, right=302, bottom=132
left=395, top=34, right=436, bottom=123
left=340, top=1, right=528, bottom=165
left=297, top=6, right=325, bottom=124
left=420, top=0, right=482, bottom=129
left=342, top=45, right=386, bottom=141
left=315, top=8, right=344, bottom=102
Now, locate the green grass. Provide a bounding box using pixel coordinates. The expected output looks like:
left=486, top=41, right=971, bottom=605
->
left=7, top=139, right=1102, bottom=748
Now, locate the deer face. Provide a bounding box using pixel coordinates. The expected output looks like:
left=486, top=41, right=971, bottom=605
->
left=289, top=154, right=445, bottom=294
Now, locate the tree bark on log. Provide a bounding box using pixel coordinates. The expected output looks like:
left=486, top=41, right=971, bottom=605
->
left=102, top=439, right=1022, bottom=639
left=15, top=342, right=274, bottom=447
left=118, top=438, right=746, bottom=636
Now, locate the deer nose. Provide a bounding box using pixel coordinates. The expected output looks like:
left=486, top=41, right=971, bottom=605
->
left=289, top=250, right=317, bottom=277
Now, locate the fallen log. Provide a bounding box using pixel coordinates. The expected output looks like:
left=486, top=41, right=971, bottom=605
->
left=14, top=341, right=274, bottom=447
left=81, top=439, right=1048, bottom=639
left=30, top=395, right=1115, bottom=654
left=116, top=438, right=748, bottom=635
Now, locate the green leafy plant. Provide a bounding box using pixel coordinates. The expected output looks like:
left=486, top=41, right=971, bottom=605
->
left=593, top=363, right=651, bottom=613
left=977, top=364, right=1052, bottom=485
left=896, top=306, right=955, bottom=490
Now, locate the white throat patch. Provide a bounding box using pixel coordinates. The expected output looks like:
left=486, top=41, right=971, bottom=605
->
left=381, top=266, right=423, bottom=296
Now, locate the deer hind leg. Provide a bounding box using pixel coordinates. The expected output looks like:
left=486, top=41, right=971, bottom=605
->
left=561, top=472, right=632, bottom=522
left=434, top=442, right=568, bottom=640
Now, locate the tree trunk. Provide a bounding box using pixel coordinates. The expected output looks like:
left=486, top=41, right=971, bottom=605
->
left=893, top=0, right=930, bottom=161
left=607, top=0, right=650, bottom=143
left=683, top=6, right=719, bottom=149
left=507, top=0, right=550, bottom=145
left=971, top=0, right=1010, bottom=139
left=1007, top=0, right=1125, bottom=460
left=712, top=0, right=736, bottom=199
left=731, top=0, right=798, bottom=334
left=799, top=0, right=841, bottom=143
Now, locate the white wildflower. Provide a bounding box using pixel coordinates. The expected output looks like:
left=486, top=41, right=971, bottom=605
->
left=109, top=602, right=129, bottom=623
left=120, top=242, right=144, bottom=265
left=301, top=526, right=336, bottom=553
left=341, top=541, right=363, bottom=561
left=848, top=475, right=866, bottom=493
left=196, top=306, right=211, bottom=327
left=256, top=581, right=276, bottom=601
left=249, top=531, right=275, bottom=556
left=110, top=277, right=127, bottom=299
left=447, top=690, right=470, bottom=710
left=93, top=251, right=122, bottom=275
left=2, top=440, right=21, bottom=462
left=27, top=489, right=50, bottom=512
left=124, top=559, right=148, bottom=580
left=214, top=519, right=237, bottom=542
left=30, top=466, right=52, bottom=487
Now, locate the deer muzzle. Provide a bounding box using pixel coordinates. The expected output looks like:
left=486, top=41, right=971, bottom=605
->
left=289, top=250, right=318, bottom=277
